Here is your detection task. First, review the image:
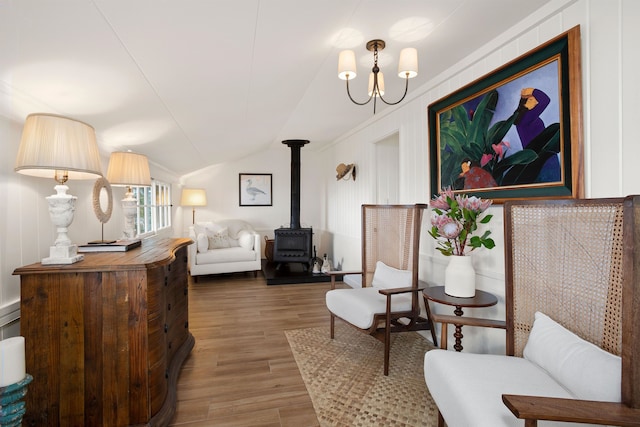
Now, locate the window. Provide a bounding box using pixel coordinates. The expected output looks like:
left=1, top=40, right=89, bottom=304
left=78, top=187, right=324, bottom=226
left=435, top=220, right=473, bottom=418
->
left=131, top=180, right=172, bottom=236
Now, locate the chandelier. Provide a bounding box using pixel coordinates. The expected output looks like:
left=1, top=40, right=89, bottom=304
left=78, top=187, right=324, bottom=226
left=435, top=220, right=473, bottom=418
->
left=338, top=39, right=418, bottom=114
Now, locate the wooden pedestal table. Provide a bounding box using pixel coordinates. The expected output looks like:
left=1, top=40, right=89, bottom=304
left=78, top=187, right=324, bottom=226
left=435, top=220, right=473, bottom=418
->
left=422, top=286, right=505, bottom=351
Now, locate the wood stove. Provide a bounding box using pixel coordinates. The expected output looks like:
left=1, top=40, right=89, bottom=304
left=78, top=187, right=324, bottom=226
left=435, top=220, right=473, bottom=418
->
left=273, top=140, right=313, bottom=268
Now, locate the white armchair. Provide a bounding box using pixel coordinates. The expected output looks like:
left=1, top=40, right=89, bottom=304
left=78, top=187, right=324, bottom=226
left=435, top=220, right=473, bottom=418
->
left=187, top=219, right=261, bottom=280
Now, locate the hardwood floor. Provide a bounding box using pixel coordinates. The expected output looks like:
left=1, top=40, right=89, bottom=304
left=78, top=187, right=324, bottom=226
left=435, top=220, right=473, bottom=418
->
left=170, top=272, right=342, bottom=426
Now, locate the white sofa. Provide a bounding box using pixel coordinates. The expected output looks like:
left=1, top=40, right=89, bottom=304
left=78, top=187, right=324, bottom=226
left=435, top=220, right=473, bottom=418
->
left=188, top=219, right=261, bottom=279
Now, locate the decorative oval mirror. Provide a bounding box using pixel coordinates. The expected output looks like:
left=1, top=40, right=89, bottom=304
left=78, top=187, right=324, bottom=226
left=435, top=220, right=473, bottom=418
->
left=92, top=177, right=113, bottom=223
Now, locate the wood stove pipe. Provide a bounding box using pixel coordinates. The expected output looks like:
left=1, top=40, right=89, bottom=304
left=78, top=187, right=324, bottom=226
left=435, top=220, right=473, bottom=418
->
left=282, top=139, right=309, bottom=229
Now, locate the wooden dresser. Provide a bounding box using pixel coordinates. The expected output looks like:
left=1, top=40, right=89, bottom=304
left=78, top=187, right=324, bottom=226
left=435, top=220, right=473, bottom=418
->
left=13, top=237, right=195, bottom=427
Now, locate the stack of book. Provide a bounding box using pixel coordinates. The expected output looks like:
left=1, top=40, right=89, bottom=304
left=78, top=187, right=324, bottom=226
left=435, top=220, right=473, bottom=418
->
left=78, top=239, right=142, bottom=253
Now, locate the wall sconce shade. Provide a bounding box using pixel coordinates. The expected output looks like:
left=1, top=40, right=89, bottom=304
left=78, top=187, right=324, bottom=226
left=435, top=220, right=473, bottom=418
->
left=15, top=113, right=103, bottom=180
left=14, top=113, right=103, bottom=264
left=181, top=188, right=207, bottom=224
left=106, top=151, right=151, bottom=187
left=338, top=39, right=418, bottom=114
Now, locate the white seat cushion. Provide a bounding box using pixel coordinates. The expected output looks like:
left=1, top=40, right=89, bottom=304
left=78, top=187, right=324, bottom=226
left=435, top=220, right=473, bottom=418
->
left=326, top=287, right=412, bottom=329
left=196, top=247, right=257, bottom=264
left=424, top=350, right=579, bottom=427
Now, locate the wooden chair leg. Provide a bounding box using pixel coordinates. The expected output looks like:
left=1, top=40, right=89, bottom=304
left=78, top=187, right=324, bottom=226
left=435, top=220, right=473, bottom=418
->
left=383, top=335, right=390, bottom=376
left=330, top=314, right=335, bottom=339
left=384, top=296, right=392, bottom=376
left=423, top=295, right=439, bottom=347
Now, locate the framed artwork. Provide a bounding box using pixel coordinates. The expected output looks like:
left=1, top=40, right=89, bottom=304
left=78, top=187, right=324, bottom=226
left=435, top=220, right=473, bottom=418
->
left=428, top=26, right=583, bottom=202
left=239, top=173, right=272, bottom=206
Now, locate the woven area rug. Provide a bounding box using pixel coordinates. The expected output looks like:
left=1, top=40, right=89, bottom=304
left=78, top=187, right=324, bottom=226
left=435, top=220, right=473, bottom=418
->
left=285, top=324, right=438, bottom=427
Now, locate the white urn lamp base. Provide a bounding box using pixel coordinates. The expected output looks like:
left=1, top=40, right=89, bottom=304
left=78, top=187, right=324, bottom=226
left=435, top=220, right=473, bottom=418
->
left=41, top=184, right=84, bottom=265
left=121, top=192, right=138, bottom=240
left=42, top=244, right=84, bottom=265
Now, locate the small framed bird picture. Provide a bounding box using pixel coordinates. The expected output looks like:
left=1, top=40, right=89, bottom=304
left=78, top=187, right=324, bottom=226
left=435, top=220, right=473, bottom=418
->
left=239, top=173, right=272, bottom=206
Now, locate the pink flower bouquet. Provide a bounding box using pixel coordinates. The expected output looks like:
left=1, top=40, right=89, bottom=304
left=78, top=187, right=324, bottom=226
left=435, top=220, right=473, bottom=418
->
left=429, top=188, right=495, bottom=256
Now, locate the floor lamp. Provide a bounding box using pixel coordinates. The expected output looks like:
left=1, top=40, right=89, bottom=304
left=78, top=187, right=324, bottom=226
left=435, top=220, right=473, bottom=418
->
left=180, top=188, right=207, bottom=224
left=14, top=113, right=103, bottom=264
left=106, top=151, right=151, bottom=240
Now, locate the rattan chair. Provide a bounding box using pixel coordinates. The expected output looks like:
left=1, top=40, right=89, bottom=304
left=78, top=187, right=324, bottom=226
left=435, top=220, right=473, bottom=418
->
left=326, top=204, right=437, bottom=376
left=424, top=196, right=640, bottom=427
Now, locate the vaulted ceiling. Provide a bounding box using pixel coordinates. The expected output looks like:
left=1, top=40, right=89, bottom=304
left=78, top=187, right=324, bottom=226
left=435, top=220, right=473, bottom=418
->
left=1, top=0, right=552, bottom=177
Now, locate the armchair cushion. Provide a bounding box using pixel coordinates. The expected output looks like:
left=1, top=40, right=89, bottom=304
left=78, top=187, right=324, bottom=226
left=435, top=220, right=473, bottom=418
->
left=371, top=261, right=412, bottom=289
left=326, top=288, right=412, bottom=329
left=196, top=246, right=257, bottom=264
left=425, top=350, right=574, bottom=427
left=523, top=311, right=621, bottom=402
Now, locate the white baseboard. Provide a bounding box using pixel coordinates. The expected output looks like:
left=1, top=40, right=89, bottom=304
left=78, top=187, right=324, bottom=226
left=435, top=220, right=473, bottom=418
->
left=0, top=300, right=20, bottom=328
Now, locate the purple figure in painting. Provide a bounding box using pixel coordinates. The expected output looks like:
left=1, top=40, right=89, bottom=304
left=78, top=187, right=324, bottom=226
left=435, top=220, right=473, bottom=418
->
left=514, top=88, right=560, bottom=182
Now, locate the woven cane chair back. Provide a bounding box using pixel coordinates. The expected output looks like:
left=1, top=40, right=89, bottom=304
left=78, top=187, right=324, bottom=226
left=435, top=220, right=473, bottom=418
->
left=361, top=204, right=426, bottom=288
left=504, top=198, right=625, bottom=357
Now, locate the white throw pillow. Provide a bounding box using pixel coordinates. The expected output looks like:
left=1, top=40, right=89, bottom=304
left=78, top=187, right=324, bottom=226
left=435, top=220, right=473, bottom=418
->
left=196, top=233, right=208, bottom=253
left=371, top=261, right=413, bottom=289
left=207, top=228, right=231, bottom=249
left=523, top=311, right=621, bottom=402
left=193, top=224, right=207, bottom=238
left=237, top=229, right=254, bottom=250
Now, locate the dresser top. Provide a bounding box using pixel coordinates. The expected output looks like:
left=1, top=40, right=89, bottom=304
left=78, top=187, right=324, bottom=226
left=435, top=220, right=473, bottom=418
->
left=13, top=236, right=193, bottom=275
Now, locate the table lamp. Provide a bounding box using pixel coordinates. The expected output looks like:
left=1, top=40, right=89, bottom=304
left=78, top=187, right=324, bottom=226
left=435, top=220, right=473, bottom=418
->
left=106, top=151, right=151, bottom=240
left=14, top=113, right=103, bottom=264
left=180, top=188, right=207, bottom=224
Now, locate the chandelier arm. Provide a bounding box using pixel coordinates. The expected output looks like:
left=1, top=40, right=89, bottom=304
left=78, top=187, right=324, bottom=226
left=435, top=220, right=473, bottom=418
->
left=345, top=78, right=374, bottom=106
left=377, top=76, right=410, bottom=106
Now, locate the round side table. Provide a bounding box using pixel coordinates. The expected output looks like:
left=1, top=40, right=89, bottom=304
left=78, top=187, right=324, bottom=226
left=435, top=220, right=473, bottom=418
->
left=423, top=286, right=498, bottom=352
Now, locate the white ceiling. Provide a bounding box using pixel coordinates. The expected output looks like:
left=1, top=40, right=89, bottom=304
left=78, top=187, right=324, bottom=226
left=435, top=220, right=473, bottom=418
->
left=0, top=0, right=552, bottom=177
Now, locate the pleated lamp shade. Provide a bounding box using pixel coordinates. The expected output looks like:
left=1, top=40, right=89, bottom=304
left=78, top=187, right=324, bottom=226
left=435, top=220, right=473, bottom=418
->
left=106, top=151, right=151, bottom=187
left=14, top=113, right=103, bottom=180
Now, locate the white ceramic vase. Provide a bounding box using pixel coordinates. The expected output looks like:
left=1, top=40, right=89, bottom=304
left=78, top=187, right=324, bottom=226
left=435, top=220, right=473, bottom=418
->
left=444, top=255, right=476, bottom=298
